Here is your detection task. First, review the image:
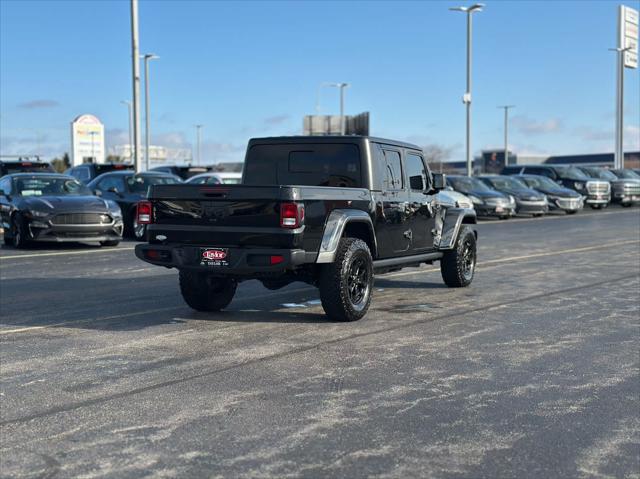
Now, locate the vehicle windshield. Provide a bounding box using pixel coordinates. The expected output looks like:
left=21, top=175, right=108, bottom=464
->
left=556, top=166, right=590, bottom=180
left=485, top=176, right=528, bottom=190
left=583, top=168, right=617, bottom=181
left=15, top=177, right=91, bottom=196
left=127, top=175, right=180, bottom=194
left=221, top=177, right=241, bottom=184
left=449, top=177, right=493, bottom=193
left=521, top=175, right=562, bottom=189
left=612, top=169, right=640, bottom=179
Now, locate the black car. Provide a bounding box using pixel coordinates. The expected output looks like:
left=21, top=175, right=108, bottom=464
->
left=1, top=158, right=54, bottom=176
left=447, top=175, right=515, bottom=218
left=65, top=163, right=134, bottom=184
left=150, top=165, right=213, bottom=181
left=86, top=171, right=181, bottom=239
left=513, top=174, right=584, bottom=214
left=501, top=164, right=610, bottom=209
left=135, top=135, right=478, bottom=322
left=478, top=175, right=548, bottom=216
left=0, top=174, right=123, bottom=248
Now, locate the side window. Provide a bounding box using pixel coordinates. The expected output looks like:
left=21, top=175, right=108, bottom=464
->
left=0, top=177, right=11, bottom=195
left=525, top=167, right=554, bottom=179
left=383, top=150, right=403, bottom=191
left=71, top=167, right=90, bottom=182
left=97, top=176, right=125, bottom=193
left=405, top=153, right=427, bottom=191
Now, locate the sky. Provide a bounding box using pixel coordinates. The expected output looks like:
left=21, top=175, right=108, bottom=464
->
left=1, top=0, right=639, bottom=164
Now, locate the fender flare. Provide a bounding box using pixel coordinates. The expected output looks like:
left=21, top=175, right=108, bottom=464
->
left=316, top=209, right=377, bottom=263
left=435, top=207, right=477, bottom=250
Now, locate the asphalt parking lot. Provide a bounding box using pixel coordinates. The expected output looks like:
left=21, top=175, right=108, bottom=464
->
left=1, top=207, right=639, bottom=478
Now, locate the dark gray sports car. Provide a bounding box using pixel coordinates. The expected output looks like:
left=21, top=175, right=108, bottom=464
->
left=0, top=173, right=124, bottom=248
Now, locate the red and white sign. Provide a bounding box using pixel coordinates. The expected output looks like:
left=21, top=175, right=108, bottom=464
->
left=202, top=249, right=227, bottom=261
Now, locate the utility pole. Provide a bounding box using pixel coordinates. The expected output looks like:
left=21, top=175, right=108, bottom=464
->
left=142, top=53, right=159, bottom=171
left=195, top=124, right=203, bottom=165
left=130, top=0, right=142, bottom=172
left=120, top=100, right=133, bottom=161
left=450, top=4, right=484, bottom=176
left=498, top=105, right=515, bottom=168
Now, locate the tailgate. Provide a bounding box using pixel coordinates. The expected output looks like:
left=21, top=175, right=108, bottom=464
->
left=147, top=184, right=300, bottom=248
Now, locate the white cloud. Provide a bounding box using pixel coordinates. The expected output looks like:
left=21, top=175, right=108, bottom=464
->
left=512, top=116, right=563, bottom=135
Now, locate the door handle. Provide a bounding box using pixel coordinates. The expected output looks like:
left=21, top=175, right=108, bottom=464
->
left=403, top=229, right=412, bottom=239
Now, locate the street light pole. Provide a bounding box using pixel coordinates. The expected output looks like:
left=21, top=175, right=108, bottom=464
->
left=195, top=124, right=203, bottom=165
left=120, top=100, right=133, bottom=162
left=498, top=105, right=515, bottom=168
left=324, top=82, right=350, bottom=135
left=450, top=4, right=484, bottom=176
left=142, top=54, right=159, bottom=171
left=130, top=0, right=142, bottom=172
left=609, top=46, right=631, bottom=169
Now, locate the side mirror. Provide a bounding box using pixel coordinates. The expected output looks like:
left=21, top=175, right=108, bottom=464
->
left=94, top=189, right=102, bottom=197
left=431, top=173, right=446, bottom=191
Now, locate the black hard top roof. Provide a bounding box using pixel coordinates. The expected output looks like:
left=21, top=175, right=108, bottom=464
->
left=248, top=135, right=422, bottom=151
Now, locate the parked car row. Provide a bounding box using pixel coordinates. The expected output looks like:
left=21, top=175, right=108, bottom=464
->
left=0, top=159, right=243, bottom=248
left=443, top=165, right=640, bottom=219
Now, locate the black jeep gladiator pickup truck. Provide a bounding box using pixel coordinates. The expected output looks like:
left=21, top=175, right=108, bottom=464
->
left=135, top=136, right=478, bottom=321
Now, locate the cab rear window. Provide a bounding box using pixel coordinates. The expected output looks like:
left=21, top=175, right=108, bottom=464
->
left=244, top=143, right=361, bottom=188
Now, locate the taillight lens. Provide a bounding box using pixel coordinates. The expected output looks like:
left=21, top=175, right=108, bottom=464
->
left=137, top=201, right=153, bottom=224
left=280, top=202, right=304, bottom=228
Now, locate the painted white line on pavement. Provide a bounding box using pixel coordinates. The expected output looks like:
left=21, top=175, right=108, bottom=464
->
left=487, top=208, right=639, bottom=225
left=0, top=246, right=136, bottom=260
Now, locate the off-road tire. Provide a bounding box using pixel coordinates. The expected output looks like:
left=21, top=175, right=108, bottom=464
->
left=179, top=270, right=237, bottom=312
left=441, top=225, right=476, bottom=288
left=100, top=240, right=120, bottom=247
left=318, top=237, right=373, bottom=322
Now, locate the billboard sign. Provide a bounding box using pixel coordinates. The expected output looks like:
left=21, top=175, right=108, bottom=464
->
left=621, top=5, right=639, bottom=69
left=71, top=114, right=105, bottom=166
left=303, top=112, right=370, bottom=136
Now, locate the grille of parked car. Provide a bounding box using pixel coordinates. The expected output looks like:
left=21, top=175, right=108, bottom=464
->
left=556, top=198, right=581, bottom=209
left=586, top=181, right=610, bottom=195
left=51, top=213, right=112, bottom=225
left=485, top=197, right=508, bottom=206
left=622, top=183, right=640, bottom=195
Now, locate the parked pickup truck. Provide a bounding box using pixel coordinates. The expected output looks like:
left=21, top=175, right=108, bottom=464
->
left=135, top=136, right=478, bottom=321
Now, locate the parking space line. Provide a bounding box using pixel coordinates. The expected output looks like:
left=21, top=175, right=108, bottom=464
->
left=487, top=208, right=639, bottom=224
left=1, top=238, right=637, bottom=336
left=0, top=247, right=136, bottom=260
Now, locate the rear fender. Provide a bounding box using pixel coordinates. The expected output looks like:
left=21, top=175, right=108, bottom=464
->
left=435, top=207, right=476, bottom=250
left=316, top=209, right=376, bottom=263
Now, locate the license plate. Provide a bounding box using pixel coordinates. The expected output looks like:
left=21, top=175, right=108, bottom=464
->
left=200, top=248, right=229, bottom=267
left=633, top=196, right=639, bottom=201
left=495, top=206, right=504, bottom=213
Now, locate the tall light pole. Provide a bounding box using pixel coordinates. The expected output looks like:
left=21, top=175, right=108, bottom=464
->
left=195, top=124, right=203, bottom=165
left=450, top=3, right=484, bottom=176
left=142, top=53, right=159, bottom=171
left=498, top=105, right=515, bottom=168
left=130, top=0, right=142, bottom=172
left=609, top=46, right=631, bottom=169
left=120, top=100, right=133, bottom=162
left=325, top=82, right=350, bottom=135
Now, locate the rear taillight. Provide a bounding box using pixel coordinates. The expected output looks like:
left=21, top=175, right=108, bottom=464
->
left=137, top=201, right=153, bottom=224
left=280, top=202, right=304, bottom=228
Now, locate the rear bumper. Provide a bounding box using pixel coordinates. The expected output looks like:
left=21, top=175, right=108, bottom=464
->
left=135, top=243, right=309, bottom=276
